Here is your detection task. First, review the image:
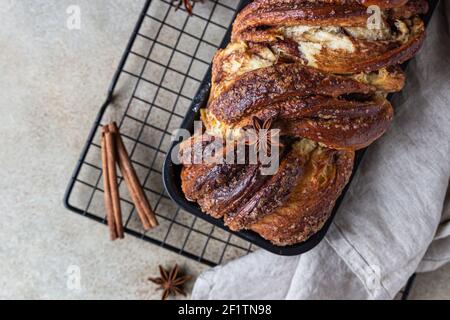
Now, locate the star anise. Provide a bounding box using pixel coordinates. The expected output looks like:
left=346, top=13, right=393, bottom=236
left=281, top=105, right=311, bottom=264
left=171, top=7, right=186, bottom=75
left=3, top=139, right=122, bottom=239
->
left=245, top=116, right=283, bottom=158
left=148, top=264, right=193, bottom=300
left=171, top=0, right=204, bottom=15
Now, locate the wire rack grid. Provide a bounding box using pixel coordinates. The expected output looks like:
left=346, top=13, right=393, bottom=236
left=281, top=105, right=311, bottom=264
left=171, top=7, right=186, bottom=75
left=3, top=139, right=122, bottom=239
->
left=64, top=0, right=256, bottom=267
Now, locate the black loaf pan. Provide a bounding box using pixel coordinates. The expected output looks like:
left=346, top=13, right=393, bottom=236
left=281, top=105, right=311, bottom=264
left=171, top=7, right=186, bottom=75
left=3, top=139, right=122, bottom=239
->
left=163, top=0, right=439, bottom=255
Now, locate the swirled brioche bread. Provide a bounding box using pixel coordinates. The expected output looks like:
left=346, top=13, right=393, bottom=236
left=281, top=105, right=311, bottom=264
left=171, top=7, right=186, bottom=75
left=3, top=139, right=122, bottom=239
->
left=179, top=0, right=428, bottom=246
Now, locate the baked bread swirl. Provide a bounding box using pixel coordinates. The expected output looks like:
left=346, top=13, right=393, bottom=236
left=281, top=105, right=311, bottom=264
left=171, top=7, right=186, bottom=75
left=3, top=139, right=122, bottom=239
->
left=180, top=138, right=354, bottom=245
left=208, top=62, right=393, bottom=150
left=232, top=0, right=427, bottom=64
left=179, top=0, right=428, bottom=246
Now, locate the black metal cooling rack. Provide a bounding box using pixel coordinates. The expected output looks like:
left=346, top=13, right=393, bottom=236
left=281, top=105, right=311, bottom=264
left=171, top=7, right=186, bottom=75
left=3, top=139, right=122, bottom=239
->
left=64, top=0, right=418, bottom=299
left=64, top=0, right=254, bottom=267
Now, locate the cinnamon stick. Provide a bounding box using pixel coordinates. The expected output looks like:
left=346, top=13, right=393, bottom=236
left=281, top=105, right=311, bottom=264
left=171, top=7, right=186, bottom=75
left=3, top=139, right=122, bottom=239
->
left=101, top=133, right=118, bottom=241
left=103, top=125, right=125, bottom=239
left=109, top=122, right=159, bottom=229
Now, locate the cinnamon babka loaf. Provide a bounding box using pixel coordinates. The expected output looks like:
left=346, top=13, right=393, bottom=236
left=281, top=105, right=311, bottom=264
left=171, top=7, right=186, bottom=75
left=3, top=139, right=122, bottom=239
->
left=179, top=0, right=428, bottom=246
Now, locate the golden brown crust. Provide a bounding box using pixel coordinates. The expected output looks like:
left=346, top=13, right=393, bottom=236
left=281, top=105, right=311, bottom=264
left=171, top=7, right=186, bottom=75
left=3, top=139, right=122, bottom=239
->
left=232, top=0, right=427, bottom=74
left=300, top=19, right=425, bottom=74
left=210, top=63, right=374, bottom=123
left=232, top=0, right=370, bottom=42
left=180, top=136, right=272, bottom=219
left=181, top=147, right=264, bottom=219
left=281, top=95, right=393, bottom=150
left=210, top=42, right=277, bottom=101
left=224, top=143, right=310, bottom=230
left=208, top=63, right=393, bottom=150
left=180, top=139, right=355, bottom=246
left=210, top=42, right=406, bottom=96
left=249, top=145, right=354, bottom=246
left=232, top=0, right=428, bottom=43
left=281, top=100, right=392, bottom=150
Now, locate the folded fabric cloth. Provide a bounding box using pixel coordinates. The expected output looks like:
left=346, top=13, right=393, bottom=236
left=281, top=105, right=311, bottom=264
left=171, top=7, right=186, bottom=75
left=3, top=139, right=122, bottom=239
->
left=192, top=1, right=450, bottom=300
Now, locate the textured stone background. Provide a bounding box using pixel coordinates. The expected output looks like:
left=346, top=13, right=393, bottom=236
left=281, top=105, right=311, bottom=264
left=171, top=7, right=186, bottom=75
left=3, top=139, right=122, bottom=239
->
left=0, top=0, right=448, bottom=299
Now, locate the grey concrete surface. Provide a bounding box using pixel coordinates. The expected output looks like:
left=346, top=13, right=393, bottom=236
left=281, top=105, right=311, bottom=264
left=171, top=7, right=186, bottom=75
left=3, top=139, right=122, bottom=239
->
left=0, top=0, right=448, bottom=300
left=409, top=263, right=450, bottom=300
